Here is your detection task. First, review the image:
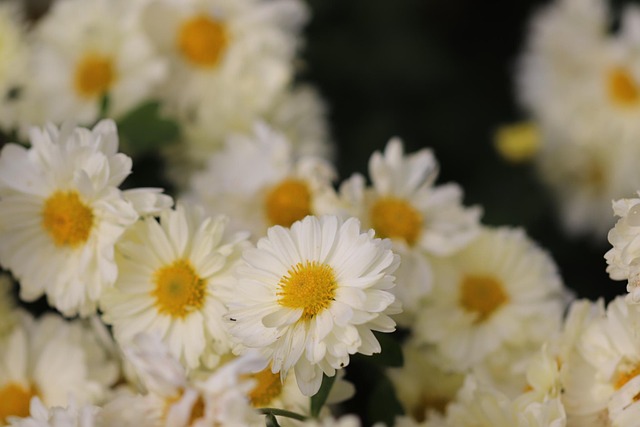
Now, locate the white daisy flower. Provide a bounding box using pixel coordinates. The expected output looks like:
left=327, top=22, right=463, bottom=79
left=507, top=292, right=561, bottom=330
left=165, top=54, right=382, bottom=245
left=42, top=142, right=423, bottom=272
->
left=104, top=333, right=264, bottom=427
left=186, top=122, right=336, bottom=238
left=0, top=120, right=172, bottom=316
left=413, top=227, right=565, bottom=371
left=562, top=296, right=640, bottom=426
left=21, top=0, right=166, bottom=128
left=0, top=1, right=28, bottom=133
left=388, top=342, right=464, bottom=423
left=227, top=215, right=400, bottom=396
left=100, top=203, right=247, bottom=370
left=6, top=397, right=100, bottom=427
left=605, top=193, right=640, bottom=302
left=0, top=313, right=118, bottom=425
left=317, top=138, right=481, bottom=324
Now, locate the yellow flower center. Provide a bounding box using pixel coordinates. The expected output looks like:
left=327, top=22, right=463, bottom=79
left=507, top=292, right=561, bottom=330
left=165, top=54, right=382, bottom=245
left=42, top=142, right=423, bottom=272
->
left=607, top=66, right=640, bottom=107
left=0, top=383, right=38, bottom=424
left=494, top=122, right=540, bottom=164
left=41, top=191, right=94, bottom=247
left=458, top=275, right=508, bottom=323
left=73, top=53, right=116, bottom=99
left=246, top=367, right=283, bottom=408
left=369, top=197, right=422, bottom=246
left=152, top=259, right=206, bottom=318
left=164, top=391, right=205, bottom=425
left=264, top=179, right=312, bottom=227
left=615, top=365, right=640, bottom=396
left=277, top=261, right=337, bottom=320
left=178, top=15, right=228, bottom=67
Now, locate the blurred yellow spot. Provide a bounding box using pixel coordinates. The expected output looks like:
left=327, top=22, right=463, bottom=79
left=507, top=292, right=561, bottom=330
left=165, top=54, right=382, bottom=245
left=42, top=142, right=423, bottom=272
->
left=277, top=261, right=336, bottom=320
left=608, top=66, right=640, bottom=107
left=164, top=390, right=205, bottom=425
left=370, top=197, right=422, bottom=246
left=42, top=191, right=94, bottom=247
left=0, top=383, right=38, bottom=424
left=459, top=275, right=508, bottom=323
left=494, top=122, right=540, bottom=163
left=265, top=179, right=312, bottom=227
left=152, top=259, right=206, bottom=318
left=74, top=53, right=116, bottom=98
left=178, top=15, right=228, bottom=67
left=246, top=367, right=283, bottom=407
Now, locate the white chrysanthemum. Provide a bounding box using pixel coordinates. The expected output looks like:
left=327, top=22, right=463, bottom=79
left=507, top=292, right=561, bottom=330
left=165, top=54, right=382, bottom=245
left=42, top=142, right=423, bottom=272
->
left=443, top=377, right=566, bottom=427
left=142, top=0, right=306, bottom=161
left=517, top=0, right=640, bottom=237
left=0, top=120, right=172, bottom=316
left=22, top=0, right=166, bottom=128
left=6, top=398, right=100, bottom=427
left=0, top=2, right=27, bottom=132
left=0, top=313, right=118, bottom=425
left=413, top=227, right=565, bottom=370
left=316, top=138, right=481, bottom=324
left=103, top=333, right=264, bottom=427
left=561, top=296, right=640, bottom=426
left=101, top=204, right=246, bottom=370
left=186, top=122, right=336, bottom=238
left=227, top=215, right=400, bottom=396
left=605, top=193, right=640, bottom=302
left=388, top=342, right=464, bottom=423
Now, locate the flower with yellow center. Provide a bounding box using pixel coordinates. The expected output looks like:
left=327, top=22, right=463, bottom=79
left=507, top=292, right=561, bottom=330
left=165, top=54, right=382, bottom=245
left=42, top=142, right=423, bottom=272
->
left=316, top=138, right=481, bottom=325
left=73, top=53, right=116, bottom=99
left=0, top=383, right=38, bottom=424
left=607, top=66, right=640, bottom=108
left=227, top=215, right=400, bottom=396
left=414, top=226, right=565, bottom=370
left=0, top=120, right=169, bottom=317
left=100, top=204, right=247, bottom=371
left=5, top=397, right=101, bottom=427
left=187, top=122, right=335, bottom=239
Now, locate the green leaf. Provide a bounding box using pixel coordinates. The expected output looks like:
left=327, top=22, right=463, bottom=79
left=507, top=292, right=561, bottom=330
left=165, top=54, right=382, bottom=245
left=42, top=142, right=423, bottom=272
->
left=258, top=408, right=307, bottom=422
left=366, top=331, right=403, bottom=367
left=265, top=413, right=281, bottom=427
left=310, top=374, right=336, bottom=418
left=116, top=101, right=179, bottom=155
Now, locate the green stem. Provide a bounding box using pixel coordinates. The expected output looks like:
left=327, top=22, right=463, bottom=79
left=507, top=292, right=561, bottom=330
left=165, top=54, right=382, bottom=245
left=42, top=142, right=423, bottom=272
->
left=259, top=408, right=308, bottom=422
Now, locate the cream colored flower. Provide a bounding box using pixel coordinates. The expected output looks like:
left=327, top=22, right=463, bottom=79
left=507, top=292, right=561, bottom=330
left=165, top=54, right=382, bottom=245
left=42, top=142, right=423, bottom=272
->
left=227, top=215, right=400, bottom=396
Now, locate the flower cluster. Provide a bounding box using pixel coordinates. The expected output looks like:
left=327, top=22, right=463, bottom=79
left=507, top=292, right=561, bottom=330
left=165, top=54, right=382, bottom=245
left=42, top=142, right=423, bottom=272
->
left=2, top=0, right=640, bottom=426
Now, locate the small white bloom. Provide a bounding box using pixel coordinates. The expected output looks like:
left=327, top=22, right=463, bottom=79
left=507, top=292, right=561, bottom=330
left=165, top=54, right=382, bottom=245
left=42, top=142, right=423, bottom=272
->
left=101, top=204, right=246, bottom=370
left=186, top=122, right=336, bottom=238
left=6, top=397, right=100, bottom=427
left=227, top=215, right=400, bottom=396
left=413, top=227, right=565, bottom=370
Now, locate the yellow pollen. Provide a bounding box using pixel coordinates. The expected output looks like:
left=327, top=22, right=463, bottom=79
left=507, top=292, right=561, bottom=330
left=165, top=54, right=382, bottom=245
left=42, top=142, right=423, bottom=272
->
left=615, top=365, right=640, bottom=394
left=41, top=191, right=94, bottom=247
left=370, top=197, right=422, bottom=246
left=0, top=383, right=38, bottom=424
left=264, top=179, right=312, bottom=227
left=277, top=261, right=337, bottom=320
left=459, top=275, right=508, bottom=323
left=152, top=259, right=206, bottom=318
left=73, top=53, right=116, bottom=98
left=245, top=367, right=283, bottom=407
left=607, top=66, right=640, bottom=107
left=178, top=15, right=228, bottom=67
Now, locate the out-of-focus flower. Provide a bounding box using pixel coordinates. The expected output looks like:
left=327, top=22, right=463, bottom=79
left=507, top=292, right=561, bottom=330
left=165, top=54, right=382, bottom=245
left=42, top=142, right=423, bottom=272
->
left=0, top=1, right=28, bottom=133
left=0, top=313, right=118, bottom=425
left=0, top=120, right=172, bottom=316
left=101, top=204, right=246, bottom=371
left=21, top=0, right=166, bottom=128
left=414, top=227, right=565, bottom=370
left=493, top=122, right=540, bottom=164
left=185, top=122, right=335, bottom=239
left=227, top=215, right=400, bottom=396
left=317, top=138, right=481, bottom=325
left=6, top=397, right=100, bottom=427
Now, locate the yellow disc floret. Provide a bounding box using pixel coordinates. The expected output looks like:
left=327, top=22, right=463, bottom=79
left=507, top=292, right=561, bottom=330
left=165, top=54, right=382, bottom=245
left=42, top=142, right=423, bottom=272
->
left=608, top=66, right=640, bottom=107
left=265, top=179, right=312, bottom=227
left=74, top=53, right=116, bottom=99
left=164, top=390, right=205, bottom=425
left=42, top=191, right=94, bottom=247
left=152, top=259, right=206, bottom=318
left=459, top=275, right=508, bottom=323
left=0, top=383, right=38, bottom=424
left=246, top=367, right=283, bottom=407
left=277, top=261, right=337, bottom=320
left=614, top=364, right=640, bottom=397
left=178, top=15, right=228, bottom=67
left=370, top=197, right=422, bottom=246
